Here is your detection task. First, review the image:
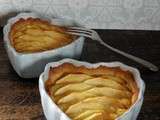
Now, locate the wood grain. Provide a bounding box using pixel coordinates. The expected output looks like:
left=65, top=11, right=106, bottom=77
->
left=0, top=28, right=160, bottom=120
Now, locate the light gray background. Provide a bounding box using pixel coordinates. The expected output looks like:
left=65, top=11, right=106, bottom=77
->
left=0, top=0, right=160, bottom=30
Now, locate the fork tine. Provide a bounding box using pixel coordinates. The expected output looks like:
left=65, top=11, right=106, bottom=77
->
left=66, top=32, right=92, bottom=39
left=68, top=26, right=93, bottom=33
left=67, top=29, right=92, bottom=35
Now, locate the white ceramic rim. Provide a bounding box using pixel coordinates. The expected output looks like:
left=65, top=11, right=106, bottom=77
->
left=39, top=58, right=145, bottom=120
left=3, top=12, right=84, bottom=57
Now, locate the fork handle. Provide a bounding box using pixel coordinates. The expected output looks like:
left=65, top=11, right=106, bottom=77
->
left=99, top=40, right=159, bottom=72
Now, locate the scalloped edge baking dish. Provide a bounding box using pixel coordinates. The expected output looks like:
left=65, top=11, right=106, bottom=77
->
left=39, top=58, right=145, bottom=120
left=3, top=12, right=85, bottom=78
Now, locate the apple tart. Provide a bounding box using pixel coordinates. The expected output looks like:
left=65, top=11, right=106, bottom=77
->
left=9, top=18, right=75, bottom=53
left=45, top=63, right=139, bottom=120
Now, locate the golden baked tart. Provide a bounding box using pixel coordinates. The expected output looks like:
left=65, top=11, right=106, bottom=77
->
left=9, top=18, right=75, bottom=53
left=45, top=63, right=139, bottom=120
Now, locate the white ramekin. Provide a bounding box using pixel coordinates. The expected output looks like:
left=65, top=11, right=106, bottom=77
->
left=3, top=13, right=84, bottom=78
left=39, top=58, right=145, bottom=120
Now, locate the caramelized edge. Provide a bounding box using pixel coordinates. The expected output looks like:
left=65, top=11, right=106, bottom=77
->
left=45, top=63, right=139, bottom=106
left=9, top=18, right=76, bottom=53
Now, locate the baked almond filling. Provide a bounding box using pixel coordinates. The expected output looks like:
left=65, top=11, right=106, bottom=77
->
left=46, top=63, right=139, bottom=120
left=9, top=18, right=75, bottom=53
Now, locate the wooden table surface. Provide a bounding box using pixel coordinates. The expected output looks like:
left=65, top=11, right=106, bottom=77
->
left=0, top=28, right=160, bottom=120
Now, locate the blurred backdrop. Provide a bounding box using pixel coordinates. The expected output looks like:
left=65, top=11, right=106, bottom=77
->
left=0, top=0, right=160, bottom=30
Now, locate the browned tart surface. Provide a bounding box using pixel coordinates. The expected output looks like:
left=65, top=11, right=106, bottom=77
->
left=45, top=63, right=139, bottom=120
left=9, top=18, right=75, bottom=53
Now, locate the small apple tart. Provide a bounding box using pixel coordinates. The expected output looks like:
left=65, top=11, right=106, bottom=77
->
left=45, top=63, right=139, bottom=120
left=9, top=18, right=75, bottom=53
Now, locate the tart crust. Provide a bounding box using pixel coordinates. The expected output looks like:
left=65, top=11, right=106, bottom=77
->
left=9, top=18, right=75, bottom=53
left=45, top=63, right=139, bottom=120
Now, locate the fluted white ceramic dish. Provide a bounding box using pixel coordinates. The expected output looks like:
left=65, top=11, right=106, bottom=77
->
left=39, top=58, right=145, bottom=120
left=3, top=12, right=84, bottom=78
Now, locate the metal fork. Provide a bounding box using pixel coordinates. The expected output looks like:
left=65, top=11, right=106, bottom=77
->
left=67, top=27, right=159, bottom=72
